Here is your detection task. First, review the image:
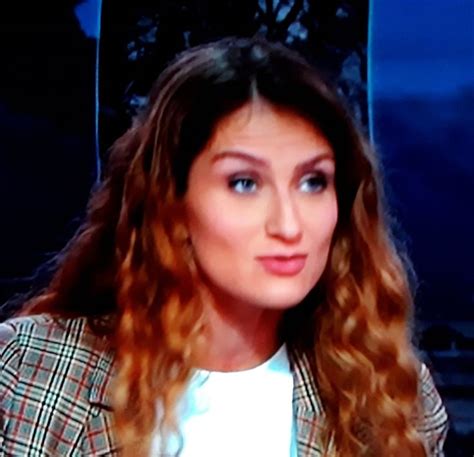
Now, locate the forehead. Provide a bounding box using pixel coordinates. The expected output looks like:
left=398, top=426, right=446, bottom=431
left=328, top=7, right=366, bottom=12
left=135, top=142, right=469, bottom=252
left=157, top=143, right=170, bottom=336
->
left=204, top=100, right=333, bottom=159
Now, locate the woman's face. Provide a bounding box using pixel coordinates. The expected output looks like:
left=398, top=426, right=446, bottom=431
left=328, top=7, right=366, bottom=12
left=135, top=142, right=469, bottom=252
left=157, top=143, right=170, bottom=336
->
left=184, top=100, right=338, bottom=312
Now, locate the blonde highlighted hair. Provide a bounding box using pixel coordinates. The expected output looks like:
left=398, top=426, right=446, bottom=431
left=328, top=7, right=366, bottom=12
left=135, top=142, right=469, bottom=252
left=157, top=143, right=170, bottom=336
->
left=22, top=37, right=427, bottom=456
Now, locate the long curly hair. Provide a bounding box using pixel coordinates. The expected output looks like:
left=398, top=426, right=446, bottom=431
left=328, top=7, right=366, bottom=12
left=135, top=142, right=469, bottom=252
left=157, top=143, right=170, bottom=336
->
left=21, top=37, right=427, bottom=456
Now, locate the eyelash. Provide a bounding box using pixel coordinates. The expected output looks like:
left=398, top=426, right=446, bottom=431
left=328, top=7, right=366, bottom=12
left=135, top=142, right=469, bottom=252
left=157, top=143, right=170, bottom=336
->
left=300, top=173, right=329, bottom=193
left=227, top=172, right=329, bottom=194
left=228, top=176, right=258, bottom=193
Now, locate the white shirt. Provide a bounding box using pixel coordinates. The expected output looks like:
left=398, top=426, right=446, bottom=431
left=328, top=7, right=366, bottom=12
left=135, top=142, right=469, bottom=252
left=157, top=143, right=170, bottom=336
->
left=150, top=344, right=297, bottom=457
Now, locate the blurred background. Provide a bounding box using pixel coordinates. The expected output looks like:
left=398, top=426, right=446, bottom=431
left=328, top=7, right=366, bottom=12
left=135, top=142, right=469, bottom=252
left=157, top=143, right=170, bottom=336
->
left=0, top=1, right=472, bottom=454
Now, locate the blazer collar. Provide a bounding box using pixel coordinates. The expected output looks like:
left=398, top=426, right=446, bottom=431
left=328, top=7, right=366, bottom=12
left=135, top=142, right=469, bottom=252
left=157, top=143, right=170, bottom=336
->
left=87, top=338, right=327, bottom=455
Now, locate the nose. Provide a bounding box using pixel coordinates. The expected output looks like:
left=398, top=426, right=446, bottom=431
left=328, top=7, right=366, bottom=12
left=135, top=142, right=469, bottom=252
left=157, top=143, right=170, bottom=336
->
left=264, top=189, right=303, bottom=242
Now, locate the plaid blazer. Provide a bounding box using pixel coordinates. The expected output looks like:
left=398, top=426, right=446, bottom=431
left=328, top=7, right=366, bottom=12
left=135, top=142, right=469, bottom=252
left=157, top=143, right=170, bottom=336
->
left=0, top=314, right=448, bottom=456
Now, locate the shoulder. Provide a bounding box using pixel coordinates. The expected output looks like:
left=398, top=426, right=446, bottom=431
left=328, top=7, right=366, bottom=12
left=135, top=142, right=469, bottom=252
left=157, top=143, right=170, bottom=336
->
left=0, top=314, right=117, bottom=455
left=0, top=313, right=114, bottom=399
left=0, top=313, right=110, bottom=364
left=1, top=314, right=105, bottom=382
left=290, top=348, right=449, bottom=455
left=1, top=313, right=97, bottom=347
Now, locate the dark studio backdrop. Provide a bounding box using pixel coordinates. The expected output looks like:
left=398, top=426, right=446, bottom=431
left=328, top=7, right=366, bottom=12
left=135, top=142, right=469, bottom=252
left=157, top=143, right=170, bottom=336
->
left=0, top=1, right=472, bottom=455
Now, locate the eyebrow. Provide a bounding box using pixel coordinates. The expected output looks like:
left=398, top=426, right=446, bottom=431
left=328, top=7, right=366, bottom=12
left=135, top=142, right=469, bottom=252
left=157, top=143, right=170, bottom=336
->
left=211, top=150, right=335, bottom=171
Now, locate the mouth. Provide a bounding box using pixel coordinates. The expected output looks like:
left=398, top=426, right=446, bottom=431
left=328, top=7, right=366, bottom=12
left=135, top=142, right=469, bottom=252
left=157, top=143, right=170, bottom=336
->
left=256, top=254, right=307, bottom=276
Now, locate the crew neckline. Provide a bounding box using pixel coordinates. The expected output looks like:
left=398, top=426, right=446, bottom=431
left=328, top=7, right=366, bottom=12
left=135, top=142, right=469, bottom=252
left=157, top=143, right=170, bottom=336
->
left=196, top=343, right=288, bottom=376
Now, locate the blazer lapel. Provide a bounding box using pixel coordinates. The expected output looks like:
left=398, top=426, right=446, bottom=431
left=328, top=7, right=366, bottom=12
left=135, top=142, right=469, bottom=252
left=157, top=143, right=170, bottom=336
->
left=291, top=348, right=326, bottom=457
left=88, top=338, right=115, bottom=409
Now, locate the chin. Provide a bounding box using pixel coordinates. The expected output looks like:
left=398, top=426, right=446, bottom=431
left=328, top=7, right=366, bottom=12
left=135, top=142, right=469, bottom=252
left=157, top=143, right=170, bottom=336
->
left=248, top=284, right=312, bottom=310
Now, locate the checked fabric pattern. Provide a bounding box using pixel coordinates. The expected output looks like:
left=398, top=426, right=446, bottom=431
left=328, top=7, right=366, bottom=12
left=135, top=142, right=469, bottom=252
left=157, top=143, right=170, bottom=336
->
left=1, top=314, right=448, bottom=456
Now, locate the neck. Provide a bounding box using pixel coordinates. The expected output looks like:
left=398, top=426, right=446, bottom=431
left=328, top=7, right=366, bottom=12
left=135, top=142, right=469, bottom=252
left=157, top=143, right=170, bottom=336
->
left=193, top=287, right=284, bottom=372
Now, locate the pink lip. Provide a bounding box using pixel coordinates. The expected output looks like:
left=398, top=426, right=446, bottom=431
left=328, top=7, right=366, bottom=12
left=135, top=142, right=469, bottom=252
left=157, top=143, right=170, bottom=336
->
left=257, top=255, right=307, bottom=276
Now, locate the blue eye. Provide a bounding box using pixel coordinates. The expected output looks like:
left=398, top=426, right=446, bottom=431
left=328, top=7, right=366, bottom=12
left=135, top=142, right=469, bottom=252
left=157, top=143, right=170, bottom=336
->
left=228, top=177, right=258, bottom=193
left=300, top=173, right=328, bottom=193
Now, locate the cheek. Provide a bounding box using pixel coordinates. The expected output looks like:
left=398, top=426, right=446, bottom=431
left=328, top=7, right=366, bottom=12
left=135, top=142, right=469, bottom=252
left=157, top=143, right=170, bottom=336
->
left=187, top=196, right=257, bottom=260
left=305, top=200, right=338, bottom=256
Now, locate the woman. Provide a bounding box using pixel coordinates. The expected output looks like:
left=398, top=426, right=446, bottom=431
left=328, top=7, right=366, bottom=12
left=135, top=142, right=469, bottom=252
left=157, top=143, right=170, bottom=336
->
left=0, top=37, right=448, bottom=456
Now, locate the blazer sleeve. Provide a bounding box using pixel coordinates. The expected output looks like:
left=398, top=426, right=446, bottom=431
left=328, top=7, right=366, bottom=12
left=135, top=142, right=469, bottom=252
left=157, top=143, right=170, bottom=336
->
left=418, top=362, right=449, bottom=456
left=0, top=322, right=21, bottom=452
